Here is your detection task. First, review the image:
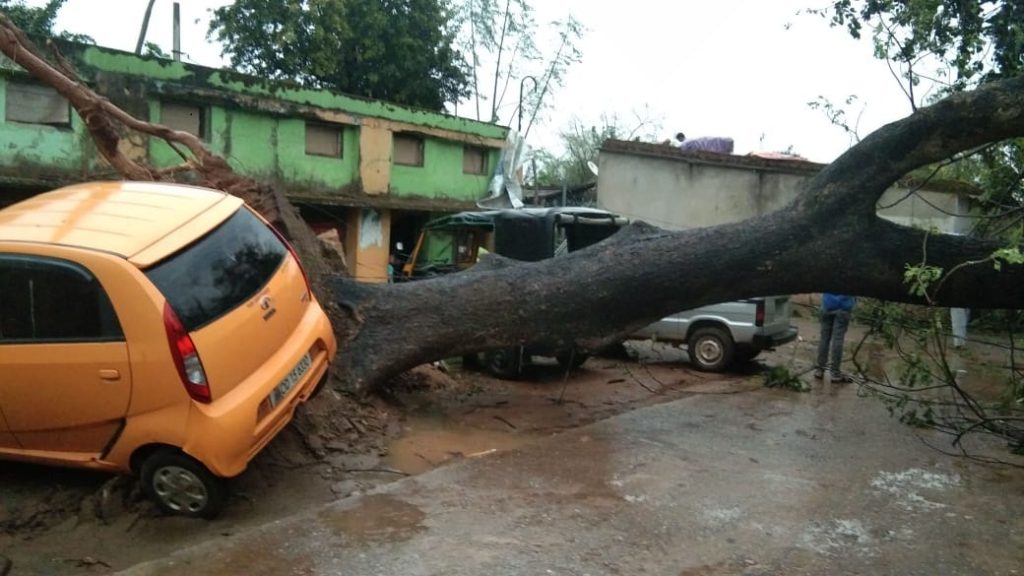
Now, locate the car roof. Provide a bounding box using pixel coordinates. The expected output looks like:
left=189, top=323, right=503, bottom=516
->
left=424, top=207, right=628, bottom=231
left=0, top=181, right=244, bottom=263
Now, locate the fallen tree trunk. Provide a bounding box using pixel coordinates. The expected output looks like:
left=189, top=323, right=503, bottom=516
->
left=2, top=16, right=1023, bottom=394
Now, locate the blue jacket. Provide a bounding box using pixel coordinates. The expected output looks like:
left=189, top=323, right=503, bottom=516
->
left=822, top=293, right=855, bottom=312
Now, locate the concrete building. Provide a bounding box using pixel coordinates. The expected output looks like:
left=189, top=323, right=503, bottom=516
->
left=597, top=139, right=976, bottom=234
left=0, top=42, right=509, bottom=282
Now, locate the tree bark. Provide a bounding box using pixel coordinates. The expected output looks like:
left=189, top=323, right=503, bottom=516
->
left=2, top=16, right=1023, bottom=394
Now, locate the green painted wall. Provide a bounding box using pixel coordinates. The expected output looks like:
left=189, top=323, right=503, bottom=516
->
left=0, top=76, right=90, bottom=176
left=225, top=109, right=277, bottom=175
left=145, top=101, right=362, bottom=189
left=277, top=119, right=359, bottom=188
left=391, top=139, right=500, bottom=201
left=2, top=42, right=509, bottom=205
left=77, top=44, right=506, bottom=140
left=147, top=99, right=230, bottom=167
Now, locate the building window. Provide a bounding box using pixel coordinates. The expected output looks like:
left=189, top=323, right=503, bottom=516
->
left=463, top=145, right=488, bottom=175
left=394, top=134, right=425, bottom=167
left=305, top=122, right=343, bottom=157
left=4, top=81, right=70, bottom=127
left=161, top=101, right=206, bottom=139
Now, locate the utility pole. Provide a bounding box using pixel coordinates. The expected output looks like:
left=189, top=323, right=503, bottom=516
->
left=172, top=2, right=181, bottom=61
left=135, top=0, right=158, bottom=55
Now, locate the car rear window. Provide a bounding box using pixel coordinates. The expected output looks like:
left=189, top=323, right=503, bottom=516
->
left=145, top=208, right=288, bottom=331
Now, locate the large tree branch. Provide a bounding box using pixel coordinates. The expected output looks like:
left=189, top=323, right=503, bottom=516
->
left=335, top=206, right=1024, bottom=389
left=796, top=74, right=1024, bottom=218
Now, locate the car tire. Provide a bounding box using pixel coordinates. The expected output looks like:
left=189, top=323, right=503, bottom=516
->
left=555, top=350, right=588, bottom=370
left=483, top=347, right=522, bottom=379
left=140, top=450, right=227, bottom=519
left=687, top=326, right=735, bottom=372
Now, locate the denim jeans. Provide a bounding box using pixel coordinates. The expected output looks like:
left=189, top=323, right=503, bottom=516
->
left=816, top=309, right=850, bottom=376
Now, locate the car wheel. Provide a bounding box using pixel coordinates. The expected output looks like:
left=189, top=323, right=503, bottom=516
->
left=483, top=347, right=522, bottom=379
left=687, top=326, right=735, bottom=372
left=555, top=350, right=588, bottom=370
left=140, top=450, right=227, bottom=519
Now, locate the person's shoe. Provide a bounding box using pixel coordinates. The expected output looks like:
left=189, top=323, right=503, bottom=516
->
left=831, top=373, right=852, bottom=383
left=813, top=369, right=824, bottom=380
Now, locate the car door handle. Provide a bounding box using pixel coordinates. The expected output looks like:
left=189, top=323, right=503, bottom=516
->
left=99, top=369, right=121, bottom=381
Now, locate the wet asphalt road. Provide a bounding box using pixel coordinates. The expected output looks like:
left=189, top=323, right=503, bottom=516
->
left=120, top=380, right=1024, bottom=576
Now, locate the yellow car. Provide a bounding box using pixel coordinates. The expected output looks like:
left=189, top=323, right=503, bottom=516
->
left=0, top=181, right=337, bottom=518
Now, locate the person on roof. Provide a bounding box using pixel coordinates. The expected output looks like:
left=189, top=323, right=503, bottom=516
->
left=675, top=133, right=735, bottom=154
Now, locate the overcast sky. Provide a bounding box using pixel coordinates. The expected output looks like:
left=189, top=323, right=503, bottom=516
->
left=33, top=0, right=926, bottom=163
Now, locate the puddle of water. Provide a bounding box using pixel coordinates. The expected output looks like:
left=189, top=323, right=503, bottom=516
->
left=384, top=413, right=537, bottom=475
left=318, top=494, right=426, bottom=545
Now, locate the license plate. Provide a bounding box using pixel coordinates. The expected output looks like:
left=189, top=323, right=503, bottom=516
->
left=269, top=353, right=312, bottom=408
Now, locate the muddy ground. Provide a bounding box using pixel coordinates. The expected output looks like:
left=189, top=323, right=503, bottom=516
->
left=1, top=311, right=1020, bottom=575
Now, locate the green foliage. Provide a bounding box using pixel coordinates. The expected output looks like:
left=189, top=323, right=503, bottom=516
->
left=895, top=352, right=934, bottom=389
left=992, top=246, right=1024, bottom=270
left=903, top=263, right=944, bottom=298
left=925, top=139, right=1024, bottom=242
left=971, top=307, right=1024, bottom=334
left=855, top=298, right=925, bottom=346
left=142, top=41, right=168, bottom=59
left=0, top=0, right=63, bottom=37
left=208, top=0, right=470, bottom=111
left=854, top=301, right=1024, bottom=458
left=533, top=119, right=616, bottom=186
left=807, top=94, right=864, bottom=145
left=453, top=0, right=583, bottom=129
left=896, top=404, right=938, bottom=428
left=998, top=369, right=1024, bottom=411
left=0, top=0, right=89, bottom=42
left=815, top=1, right=1023, bottom=90
left=763, top=365, right=811, bottom=392
left=455, top=0, right=539, bottom=122
left=533, top=110, right=662, bottom=187
left=761, top=323, right=812, bottom=393
left=809, top=2, right=1024, bottom=242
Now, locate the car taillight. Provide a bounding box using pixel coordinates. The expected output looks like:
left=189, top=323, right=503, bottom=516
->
left=162, top=302, right=211, bottom=403
left=269, top=224, right=312, bottom=299
left=755, top=300, right=765, bottom=327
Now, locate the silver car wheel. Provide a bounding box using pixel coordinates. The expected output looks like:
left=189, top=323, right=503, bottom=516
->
left=694, top=337, right=723, bottom=364
left=152, top=465, right=209, bottom=514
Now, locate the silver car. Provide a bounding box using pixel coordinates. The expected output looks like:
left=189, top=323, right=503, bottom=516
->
left=630, top=296, right=798, bottom=371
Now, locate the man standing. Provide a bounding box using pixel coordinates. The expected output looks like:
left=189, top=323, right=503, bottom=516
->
left=815, top=293, right=856, bottom=383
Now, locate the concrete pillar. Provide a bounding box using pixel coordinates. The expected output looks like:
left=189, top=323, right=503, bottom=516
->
left=359, top=125, right=392, bottom=195
left=344, top=207, right=391, bottom=283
